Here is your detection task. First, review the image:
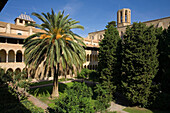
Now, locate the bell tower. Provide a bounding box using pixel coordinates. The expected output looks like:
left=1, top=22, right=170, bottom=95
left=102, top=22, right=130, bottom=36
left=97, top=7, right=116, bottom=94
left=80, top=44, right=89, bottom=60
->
left=117, top=8, right=131, bottom=28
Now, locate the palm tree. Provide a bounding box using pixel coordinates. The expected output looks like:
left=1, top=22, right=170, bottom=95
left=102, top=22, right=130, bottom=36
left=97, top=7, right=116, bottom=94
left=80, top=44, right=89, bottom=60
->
left=23, top=9, right=86, bottom=98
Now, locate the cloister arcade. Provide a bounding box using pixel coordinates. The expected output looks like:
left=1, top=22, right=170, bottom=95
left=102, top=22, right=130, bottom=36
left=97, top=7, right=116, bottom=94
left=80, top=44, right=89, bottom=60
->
left=84, top=54, right=98, bottom=70
left=0, top=49, right=24, bottom=72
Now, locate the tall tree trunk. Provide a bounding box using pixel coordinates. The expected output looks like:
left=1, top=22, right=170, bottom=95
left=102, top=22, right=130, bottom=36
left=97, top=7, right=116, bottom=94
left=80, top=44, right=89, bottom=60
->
left=51, top=63, right=59, bottom=98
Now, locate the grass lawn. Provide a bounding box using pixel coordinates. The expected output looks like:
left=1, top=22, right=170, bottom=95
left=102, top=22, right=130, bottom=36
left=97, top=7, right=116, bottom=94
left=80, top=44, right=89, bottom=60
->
left=123, top=107, right=170, bottom=113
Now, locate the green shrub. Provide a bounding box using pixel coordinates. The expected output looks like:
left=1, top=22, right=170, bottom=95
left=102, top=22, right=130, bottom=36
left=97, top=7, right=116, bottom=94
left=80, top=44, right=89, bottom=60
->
left=77, top=68, right=91, bottom=79
left=94, top=84, right=112, bottom=112
left=89, top=70, right=99, bottom=82
left=51, top=82, right=95, bottom=113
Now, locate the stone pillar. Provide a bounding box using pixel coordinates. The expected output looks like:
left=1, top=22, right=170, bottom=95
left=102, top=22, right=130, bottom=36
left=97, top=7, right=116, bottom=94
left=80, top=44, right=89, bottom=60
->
left=29, top=27, right=32, bottom=35
left=22, top=54, right=24, bottom=62
left=6, top=53, right=8, bottom=63
left=117, top=11, right=121, bottom=24
left=14, top=53, right=16, bottom=62
left=23, top=20, right=25, bottom=25
left=6, top=23, right=11, bottom=34
left=122, top=9, right=125, bottom=23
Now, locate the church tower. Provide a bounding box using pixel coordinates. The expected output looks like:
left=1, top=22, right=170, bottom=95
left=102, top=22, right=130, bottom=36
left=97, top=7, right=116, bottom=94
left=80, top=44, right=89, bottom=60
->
left=117, top=8, right=131, bottom=28
left=14, top=13, right=35, bottom=26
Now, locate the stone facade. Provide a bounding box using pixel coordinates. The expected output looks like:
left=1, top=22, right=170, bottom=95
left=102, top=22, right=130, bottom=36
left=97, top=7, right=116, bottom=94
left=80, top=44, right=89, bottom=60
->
left=0, top=8, right=170, bottom=77
left=0, top=13, right=98, bottom=75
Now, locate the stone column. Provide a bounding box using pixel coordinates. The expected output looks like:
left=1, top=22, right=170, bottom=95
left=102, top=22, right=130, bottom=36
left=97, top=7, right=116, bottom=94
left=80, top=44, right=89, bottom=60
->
left=14, top=53, right=16, bottom=62
left=117, top=11, right=121, bottom=24
left=22, top=54, right=24, bottom=62
left=6, top=53, right=8, bottom=63
left=29, top=27, right=32, bottom=35
left=122, top=10, right=125, bottom=23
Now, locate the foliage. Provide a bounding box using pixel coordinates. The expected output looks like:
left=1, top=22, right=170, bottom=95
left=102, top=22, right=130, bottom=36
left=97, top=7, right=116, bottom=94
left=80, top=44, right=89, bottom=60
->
left=77, top=68, right=99, bottom=81
left=77, top=68, right=91, bottom=79
left=121, top=22, right=159, bottom=106
left=149, top=92, right=170, bottom=110
left=50, top=82, right=95, bottom=113
left=21, top=100, right=44, bottom=113
left=157, top=26, right=170, bottom=94
left=94, top=84, right=112, bottom=112
left=98, top=22, right=121, bottom=101
left=23, top=9, right=86, bottom=97
left=0, top=67, right=12, bottom=85
left=0, top=85, right=43, bottom=113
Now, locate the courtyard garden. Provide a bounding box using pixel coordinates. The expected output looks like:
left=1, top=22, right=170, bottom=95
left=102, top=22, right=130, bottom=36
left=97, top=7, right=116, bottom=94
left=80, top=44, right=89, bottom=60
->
left=0, top=9, right=170, bottom=113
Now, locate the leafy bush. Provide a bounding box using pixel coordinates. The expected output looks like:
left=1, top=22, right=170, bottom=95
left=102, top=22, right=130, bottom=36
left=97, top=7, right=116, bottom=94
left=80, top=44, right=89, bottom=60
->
left=0, top=67, right=12, bottom=85
left=149, top=92, right=170, bottom=110
left=94, top=84, right=112, bottom=112
left=77, top=68, right=99, bottom=82
left=77, top=68, right=91, bottom=79
left=50, top=82, right=95, bottom=113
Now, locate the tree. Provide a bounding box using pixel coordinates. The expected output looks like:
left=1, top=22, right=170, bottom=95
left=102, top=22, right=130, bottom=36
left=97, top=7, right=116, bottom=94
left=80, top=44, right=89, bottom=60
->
left=23, top=9, right=86, bottom=98
left=158, top=26, right=170, bottom=94
left=98, top=21, right=121, bottom=99
left=121, top=22, right=159, bottom=106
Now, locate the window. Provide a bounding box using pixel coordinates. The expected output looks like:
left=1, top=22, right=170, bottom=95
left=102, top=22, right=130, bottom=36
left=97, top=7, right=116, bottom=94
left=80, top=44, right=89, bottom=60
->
left=120, top=11, right=123, bottom=23
left=19, top=19, right=23, bottom=23
left=92, top=36, right=94, bottom=40
left=100, top=35, right=102, bottom=39
left=125, top=10, right=128, bottom=22
left=25, top=21, right=28, bottom=24
left=18, top=33, right=22, bottom=35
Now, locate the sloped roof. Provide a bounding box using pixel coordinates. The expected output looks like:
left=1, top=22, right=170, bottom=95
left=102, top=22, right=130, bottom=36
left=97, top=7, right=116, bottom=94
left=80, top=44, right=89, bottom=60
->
left=15, top=13, right=35, bottom=22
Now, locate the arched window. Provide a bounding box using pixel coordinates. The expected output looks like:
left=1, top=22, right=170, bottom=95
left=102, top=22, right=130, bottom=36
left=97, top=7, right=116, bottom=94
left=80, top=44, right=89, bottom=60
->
left=125, top=10, right=128, bottom=22
left=90, top=65, right=92, bottom=70
left=0, top=49, right=6, bottom=62
left=8, top=50, right=15, bottom=62
left=84, top=65, right=86, bottom=68
left=16, top=50, right=22, bottom=62
left=90, top=54, right=92, bottom=62
left=87, top=54, right=89, bottom=61
left=87, top=65, right=90, bottom=69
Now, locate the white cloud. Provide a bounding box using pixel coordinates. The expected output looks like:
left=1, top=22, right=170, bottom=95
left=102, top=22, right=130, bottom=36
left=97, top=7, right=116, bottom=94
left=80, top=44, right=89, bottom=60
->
left=62, top=0, right=82, bottom=15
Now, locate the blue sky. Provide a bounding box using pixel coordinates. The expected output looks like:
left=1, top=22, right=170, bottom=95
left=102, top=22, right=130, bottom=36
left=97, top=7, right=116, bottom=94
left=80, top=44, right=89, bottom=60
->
left=0, top=0, right=170, bottom=37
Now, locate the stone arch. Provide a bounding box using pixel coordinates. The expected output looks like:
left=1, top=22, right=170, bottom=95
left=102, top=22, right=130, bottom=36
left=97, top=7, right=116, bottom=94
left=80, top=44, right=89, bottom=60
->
left=90, top=54, right=92, bottom=62
left=87, top=65, right=89, bottom=69
left=16, top=50, right=22, bottom=62
left=87, top=54, right=89, bottom=61
left=0, top=49, right=6, bottom=62
left=15, top=68, right=21, bottom=75
left=84, top=65, right=86, bottom=68
left=90, top=65, right=92, bottom=70
left=8, top=50, right=15, bottom=62
left=6, top=68, right=13, bottom=75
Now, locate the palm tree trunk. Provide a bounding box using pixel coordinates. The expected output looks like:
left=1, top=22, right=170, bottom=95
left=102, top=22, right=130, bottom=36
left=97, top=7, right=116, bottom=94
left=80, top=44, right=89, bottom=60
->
left=51, top=63, right=59, bottom=98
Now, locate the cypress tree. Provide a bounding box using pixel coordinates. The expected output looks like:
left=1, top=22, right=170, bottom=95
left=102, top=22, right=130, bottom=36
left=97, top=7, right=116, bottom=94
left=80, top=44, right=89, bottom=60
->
left=121, top=22, right=159, bottom=106
left=98, top=21, right=121, bottom=98
left=159, top=26, right=170, bottom=94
